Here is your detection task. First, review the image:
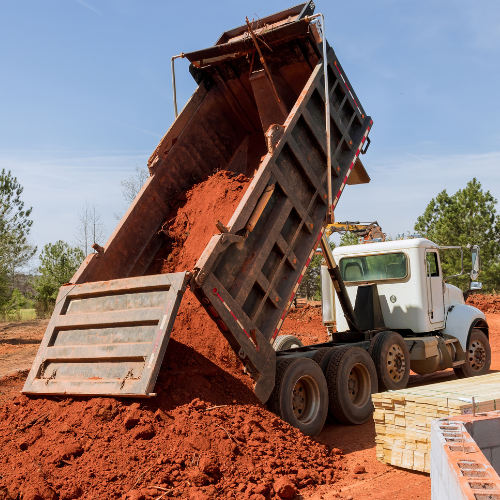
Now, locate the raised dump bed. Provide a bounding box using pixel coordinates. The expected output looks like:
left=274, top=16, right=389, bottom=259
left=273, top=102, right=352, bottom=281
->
left=23, top=1, right=373, bottom=405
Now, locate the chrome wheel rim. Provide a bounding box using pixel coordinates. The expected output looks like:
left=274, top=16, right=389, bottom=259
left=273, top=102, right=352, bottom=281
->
left=292, top=375, right=320, bottom=423
left=469, top=339, right=487, bottom=371
left=347, top=363, right=371, bottom=407
left=387, top=344, right=406, bottom=382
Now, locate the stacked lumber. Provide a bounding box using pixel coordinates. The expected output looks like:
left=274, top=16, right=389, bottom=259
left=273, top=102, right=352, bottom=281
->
left=372, top=372, right=500, bottom=472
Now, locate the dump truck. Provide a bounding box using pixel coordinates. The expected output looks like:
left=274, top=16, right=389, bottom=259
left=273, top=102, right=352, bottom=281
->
left=23, top=2, right=489, bottom=438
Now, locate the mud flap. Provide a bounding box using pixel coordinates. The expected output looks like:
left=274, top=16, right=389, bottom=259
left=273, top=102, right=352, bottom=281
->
left=22, top=273, right=190, bottom=397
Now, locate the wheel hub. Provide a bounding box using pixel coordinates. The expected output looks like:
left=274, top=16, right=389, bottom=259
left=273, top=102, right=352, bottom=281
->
left=291, top=376, right=320, bottom=423
left=292, top=381, right=306, bottom=417
left=387, top=344, right=406, bottom=382
left=348, top=371, right=358, bottom=399
left=469, top=340, right=486, bottom=371
left=347, top=363, right=371, bottom=407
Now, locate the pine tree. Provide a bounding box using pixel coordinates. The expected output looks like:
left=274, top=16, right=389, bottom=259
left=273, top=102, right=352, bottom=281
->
left=414, top=178, right=500, bottom=292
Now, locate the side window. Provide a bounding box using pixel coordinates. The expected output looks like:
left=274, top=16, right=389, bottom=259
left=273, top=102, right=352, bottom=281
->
left=426, top=251, right=439, bottom=277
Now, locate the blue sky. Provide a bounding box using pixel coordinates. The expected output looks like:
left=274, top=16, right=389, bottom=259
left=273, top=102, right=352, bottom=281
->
left=1, top=0, right=499, bottom=256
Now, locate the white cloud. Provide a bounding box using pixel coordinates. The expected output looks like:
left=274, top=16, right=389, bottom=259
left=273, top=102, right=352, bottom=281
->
left=74, top=0, right=101, bottom=15
left=333, top=151, right=500, bottom=240
left=0, top=151, right=149, bottom=253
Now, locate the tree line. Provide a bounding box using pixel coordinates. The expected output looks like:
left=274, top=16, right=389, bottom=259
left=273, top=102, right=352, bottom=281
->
left=0, top=166, right=143, bottom=319
left=0, top=168, right=499, bottom=320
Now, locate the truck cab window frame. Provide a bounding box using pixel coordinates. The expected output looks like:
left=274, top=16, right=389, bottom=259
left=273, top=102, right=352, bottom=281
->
left=425, top=251, right=439, bottom=277
left=339, top=251, right=409, bottom=283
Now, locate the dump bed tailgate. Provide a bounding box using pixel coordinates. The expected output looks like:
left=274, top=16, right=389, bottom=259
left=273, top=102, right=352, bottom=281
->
left=22, top=273, right=189, bottom=396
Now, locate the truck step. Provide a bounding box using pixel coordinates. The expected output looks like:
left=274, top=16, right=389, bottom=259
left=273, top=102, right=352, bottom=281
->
left=453, top=360, right=465, bottom=367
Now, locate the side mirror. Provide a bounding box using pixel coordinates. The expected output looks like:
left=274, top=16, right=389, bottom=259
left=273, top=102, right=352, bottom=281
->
left=470, top=282, right=482, bottom=290
left=471, top=245, right=481, bottom=281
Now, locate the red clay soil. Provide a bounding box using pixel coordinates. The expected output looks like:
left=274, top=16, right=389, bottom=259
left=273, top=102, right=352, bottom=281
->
left=0, top=172, right=349, bottom=500
left=280, top=306, right=329, bottom=346
left=0, top=340, right=344, bottom=500
left=147, top=170, right=250, bottom=275
left=0, top=319, right=49, bottom=379
left=467, top=294, right=500, bottom=314
left=152, top=170, right=253, bottom=385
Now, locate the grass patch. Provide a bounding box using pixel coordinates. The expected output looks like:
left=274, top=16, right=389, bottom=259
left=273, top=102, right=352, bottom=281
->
left=2, top=309, right=37, bottom=322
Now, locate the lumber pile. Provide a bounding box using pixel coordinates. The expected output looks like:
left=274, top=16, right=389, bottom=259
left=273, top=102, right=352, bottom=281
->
left=372, top=373, right=500, bottom=473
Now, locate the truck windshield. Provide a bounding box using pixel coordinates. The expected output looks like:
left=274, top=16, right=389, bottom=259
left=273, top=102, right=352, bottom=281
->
left=339, top=252, right=408, bottom=282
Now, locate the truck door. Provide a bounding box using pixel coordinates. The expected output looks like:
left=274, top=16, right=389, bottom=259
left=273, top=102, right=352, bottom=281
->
left=425, top=250, right=445, bottom=324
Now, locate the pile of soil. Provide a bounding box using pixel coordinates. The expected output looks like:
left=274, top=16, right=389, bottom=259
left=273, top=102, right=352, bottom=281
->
left=148, top=170, right=250, bottom=275
left=148, top=171, right=253, bottom=384
left=280, top=305, right=329, bottom=346
left=0, top=172, right=345, bottom=500
left=0, top=341, right=343, bottom=500
left=467, top=294, right=500, bottom=314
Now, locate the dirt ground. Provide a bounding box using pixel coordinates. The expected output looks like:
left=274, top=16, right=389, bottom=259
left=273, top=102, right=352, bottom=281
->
left=0, top=319, right=48, bottom=379
left=0, top=310, right=498, bottom=500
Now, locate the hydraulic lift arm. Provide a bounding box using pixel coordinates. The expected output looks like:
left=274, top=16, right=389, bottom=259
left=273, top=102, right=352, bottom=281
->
left=320, top=234, right=361, bottom=332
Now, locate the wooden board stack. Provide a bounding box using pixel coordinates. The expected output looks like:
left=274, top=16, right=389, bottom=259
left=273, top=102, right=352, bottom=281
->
left=372, top=372, right=500, bottom=473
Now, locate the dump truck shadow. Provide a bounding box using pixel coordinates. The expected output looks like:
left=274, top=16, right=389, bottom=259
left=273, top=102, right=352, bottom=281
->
left=0, top=337, right=44, bottom=345
left=141, top=338, right=260, bottom=413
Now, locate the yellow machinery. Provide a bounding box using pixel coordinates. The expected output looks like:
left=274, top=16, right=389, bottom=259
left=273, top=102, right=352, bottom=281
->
left=326, top=221, right=386, bottom=242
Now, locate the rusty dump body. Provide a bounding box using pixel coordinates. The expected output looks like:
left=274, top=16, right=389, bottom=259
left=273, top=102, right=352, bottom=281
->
left=23, top=2, right=373, bottom=402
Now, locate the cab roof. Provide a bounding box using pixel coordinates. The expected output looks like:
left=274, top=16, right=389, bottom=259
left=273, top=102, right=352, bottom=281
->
left=331, top=238, right=440, bottom=256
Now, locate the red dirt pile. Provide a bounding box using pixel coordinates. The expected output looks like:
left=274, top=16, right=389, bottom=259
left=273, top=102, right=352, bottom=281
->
left=0, top=343, right=343, bottom=500
left=148, top=170, right=250, bottom=275
left=0, top=172, right=346, bottom=499
left=467, top=294, right=500, bottom=314
left=280, top=305, right=329, bottom=346
left=148, top=170, right=253, bottom=384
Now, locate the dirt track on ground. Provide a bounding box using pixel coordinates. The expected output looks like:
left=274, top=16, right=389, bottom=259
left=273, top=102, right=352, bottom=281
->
left=1, top=299, right=498, bottom=500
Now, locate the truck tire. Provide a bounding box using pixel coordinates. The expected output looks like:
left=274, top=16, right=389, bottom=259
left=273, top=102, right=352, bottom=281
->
left=267, top=357, right=328, bottom=436
left=453, top=329, right=491, bottom=379
left=371, top=331, right=410, bottom=392
left=325, top=346, right=378, bottom=425
left=312, top=347, right=338, bottom=423
left=273, top=335, right=304, bottom=351
left=312, top=347, right=337, bottom=373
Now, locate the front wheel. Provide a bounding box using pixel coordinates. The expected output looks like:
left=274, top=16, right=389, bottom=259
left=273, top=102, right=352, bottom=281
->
left=454, top=328, right=491, bottom=378
left=267, top=358, right=328, bottom=436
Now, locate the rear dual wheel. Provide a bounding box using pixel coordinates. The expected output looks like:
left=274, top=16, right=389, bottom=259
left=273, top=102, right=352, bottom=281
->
left=273, top=335, right=304, bottom=351
left=267, top=358, right=328, bottom=436
left=325, top=346, right=378, bottom=425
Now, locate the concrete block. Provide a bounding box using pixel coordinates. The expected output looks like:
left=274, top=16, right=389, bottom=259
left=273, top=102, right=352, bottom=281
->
left=482, top=447, right=493, bottom=464
left=471, top=419, right=500, bottom=449
left=491, top=445, right=500, bottom=476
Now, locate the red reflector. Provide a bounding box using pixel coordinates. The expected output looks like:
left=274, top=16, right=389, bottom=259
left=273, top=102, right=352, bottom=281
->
left=217, top=319, right=229, bottom=332
left=208, top=306, right=219, bottom=318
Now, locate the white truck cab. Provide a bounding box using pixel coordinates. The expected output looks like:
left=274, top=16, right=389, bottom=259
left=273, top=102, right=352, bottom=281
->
left=321, top=238, right=490, bottom=381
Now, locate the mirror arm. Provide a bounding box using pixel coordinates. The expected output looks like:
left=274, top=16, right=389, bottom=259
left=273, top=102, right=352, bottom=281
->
left=442, top=247, right=464, bottom=282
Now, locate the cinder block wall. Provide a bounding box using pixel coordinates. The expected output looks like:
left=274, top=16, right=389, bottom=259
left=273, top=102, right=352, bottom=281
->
left=465, top=417, right=500, bottom=475
left=431, top=411, right=500, bottom=500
